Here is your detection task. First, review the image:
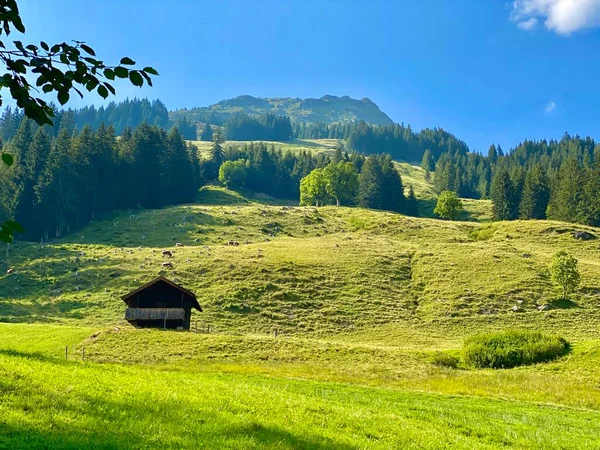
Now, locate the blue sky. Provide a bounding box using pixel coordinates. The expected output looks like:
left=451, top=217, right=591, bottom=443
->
left=16, top=0, right=600, bottom=152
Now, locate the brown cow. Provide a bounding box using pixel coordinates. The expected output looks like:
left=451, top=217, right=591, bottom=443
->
left=6, top=268, right=14, bottom=275
left=162, top=250, right=173, bottom=258
left=161, top=262, right=174, bottom=269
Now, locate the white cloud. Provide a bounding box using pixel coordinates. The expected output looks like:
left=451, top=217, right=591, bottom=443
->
left=517, top=17, right=538, bottom=30
left=511, top=0, right=600, bottom=35
left=545, top=101, right=557, bottom=113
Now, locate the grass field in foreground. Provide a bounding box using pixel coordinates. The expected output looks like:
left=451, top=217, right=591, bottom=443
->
left=1, top=345, right=600, bottom=450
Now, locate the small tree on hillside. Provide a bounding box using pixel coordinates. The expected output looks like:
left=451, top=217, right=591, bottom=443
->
left=219, top=159, right=247, bottom=189
left=434, top=190, right=463, bottom=220
left=323, top=161, right=359, bottom=206
left=551, top=250, right=581, bottom=300
left=300, top=168, right=329, bottom=207
left=405, top=184, right=419, bottom=216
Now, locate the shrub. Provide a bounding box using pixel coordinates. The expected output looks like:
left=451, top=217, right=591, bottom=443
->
left=434, top=191, right=463, bottom=220
left=431, top=351, right=459, bottom=369
left=462, top=330, right=569, bottom=369
left=468, top=225, right=497, bottom=241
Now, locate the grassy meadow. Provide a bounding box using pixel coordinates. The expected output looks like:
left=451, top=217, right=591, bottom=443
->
left=189, top=138, right=339, bottom=159
left=1, top=158, right=600, bottom=448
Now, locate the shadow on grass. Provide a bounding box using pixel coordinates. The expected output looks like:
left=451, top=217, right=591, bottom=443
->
left=547, top=298, right=579, bottom=309
left=0, top=349, right=68, bottom=364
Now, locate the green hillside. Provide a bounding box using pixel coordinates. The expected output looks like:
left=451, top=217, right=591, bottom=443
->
left=3, top=181, right=600, bottom=448
left=170, top=94, right=394, bottom=125
left=189, top=138, right=339, bottom=159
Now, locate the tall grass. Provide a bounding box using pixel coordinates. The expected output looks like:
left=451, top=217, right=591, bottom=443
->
left=463, top=330, right=569, bottom=369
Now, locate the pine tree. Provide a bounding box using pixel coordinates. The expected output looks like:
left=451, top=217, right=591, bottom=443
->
left=546, top=158, right=584, bottom=223
left=487, top=144, right=498, bottom=165
left=200, top=123, right=213, bottom=141
left=491, top=168, right=516, bottom=220
left=519, top=165, right=550, bottom=219
left=421, top=149, right=435, bottom=172
left=379, top=154, right=405, bottom=213
left=580, top=162, right=600, bottom=226
left=405, top=184, right=419, bottom=216
left=34, top=130, right=77, bottom=238
left=13, top=127, right=51, bottom=237
left=358, top=157, right=383, bottom=209
left=211, top=128, right=225, bottom=167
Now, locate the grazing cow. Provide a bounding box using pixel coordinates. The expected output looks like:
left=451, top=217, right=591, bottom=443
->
left=6, top=268, right=14, bottom=275
left=162, top=250, right=173, bottom=258
left=175, top=243, right=184, bottom=247
left=227, top=241, right=240, bottom=246
left=77, top=251, right=85, bottom=257
left=162, top=262, right=174, bottom=269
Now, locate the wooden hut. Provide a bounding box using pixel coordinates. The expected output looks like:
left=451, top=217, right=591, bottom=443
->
left=121, top=276, right=202, bottom=330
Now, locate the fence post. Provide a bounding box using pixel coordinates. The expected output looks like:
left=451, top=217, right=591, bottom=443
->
left=82, top=345, right=85, bottom=361
left=65, top=345, right=68, bottom=360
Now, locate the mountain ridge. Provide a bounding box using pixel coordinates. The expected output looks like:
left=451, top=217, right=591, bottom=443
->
left=170, top=94, right=394, bottom=125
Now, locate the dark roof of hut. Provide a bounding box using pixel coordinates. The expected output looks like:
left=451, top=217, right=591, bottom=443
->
left=121, top=276, right=202, bottom=311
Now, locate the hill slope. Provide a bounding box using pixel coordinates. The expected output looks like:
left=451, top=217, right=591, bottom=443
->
left=1, top=187, right=598, bottom=338
left=170, top=94, right=394, bottom=125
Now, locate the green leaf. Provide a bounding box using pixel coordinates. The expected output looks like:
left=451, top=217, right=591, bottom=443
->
left=120, top=57, right=135, bottom=65
left=129, top=71, right=143, bottom=87
left=1, top=152, right=13, bottom=167
left=40, top=41, right=49, bottom=52
left=57, top=90, right=69, bottom=105
left=4, top=220, right=24, bottom=233
left=42, top=84, right=53, bottom=93
left=103, top=68, right=115, bottom=80
left=80, top=44, right=95, bottom=56
left=143, top=67, right=159, bottom=76
left=114, top=66, right=128, bottom=79
left=86, top=77, right=99, bottom=91
left=97, top=84, right=108, bottom=99
left=105, top=83, right=116, bottom=95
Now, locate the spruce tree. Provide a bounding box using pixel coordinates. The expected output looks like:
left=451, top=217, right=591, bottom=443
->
left=519, top=165, right=550, bottom=219
left=13, top=127, right=51, bottom=237
left=491, top=168, right=515, bottom=220
left=546, top=158, right=584, bottom=223
left=421, top=149, right=435, bottom=172
left=405, top=184, right=419, bottom=216
left=487, top=144, right=498, bottom=165
left=581, top=162, right=600, bottom=226
left=34, top=130, right=77, bottom=238
left=200, top=123, right=213, bottom=141
left=380, top=155, right=405, bottom=213
left=358, top=157, right=383, bottom=209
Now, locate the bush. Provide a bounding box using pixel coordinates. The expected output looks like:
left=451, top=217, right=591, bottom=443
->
left=462, top=330, right=569, bottom=369
left=431, top=351, right=459, bottom=369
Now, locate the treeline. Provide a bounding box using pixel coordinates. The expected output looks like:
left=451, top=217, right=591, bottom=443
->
left=223, top=113, right=293, bottom=141
left=205, top=139, right=344, bottom=200
left=0, top=100, right=198, bottom=141
left=210, top=141, right=417, bottom=215
left=433, top=134, right=600, bottom=226
left=294, top=121, right=469, bottom=163
left=0, top=119, right=201, bottom=240
left=298, top=154, right=416, bottom=214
